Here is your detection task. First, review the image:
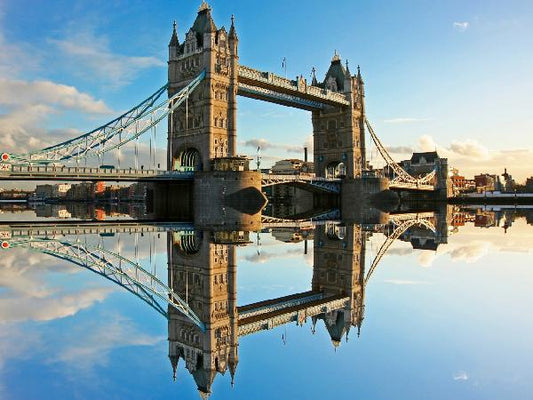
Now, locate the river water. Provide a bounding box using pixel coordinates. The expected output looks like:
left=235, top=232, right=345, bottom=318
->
left=0, top=205, right=532, bottom=399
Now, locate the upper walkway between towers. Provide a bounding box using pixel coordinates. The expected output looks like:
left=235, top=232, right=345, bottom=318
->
left=238, top=65, right=351, bottom=110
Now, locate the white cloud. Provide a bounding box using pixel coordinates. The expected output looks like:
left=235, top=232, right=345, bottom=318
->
left=418, top=134, right=438, bottom=152
left=0, top=79, right=111, bottom=114
left=49, top=29, right=164, bottom=89
left=453, top=22, right=470, bottom=32
left=417, top=251, right=436, bottom=267
left=448, top=241, right=489, bottom=263
left=449, top=139, right=489, bottom=159
left=0, top=287, right=113, bottom=322
left=453, top=371, right=469, bottom=381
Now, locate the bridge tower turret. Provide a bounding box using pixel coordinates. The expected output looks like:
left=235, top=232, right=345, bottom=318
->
left=312, top=53, right=366, bottom=179
left=167, top=2, right=239, bottom=171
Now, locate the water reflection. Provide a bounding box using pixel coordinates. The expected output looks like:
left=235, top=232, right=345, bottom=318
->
left=0, top=204, right=532, bottom=398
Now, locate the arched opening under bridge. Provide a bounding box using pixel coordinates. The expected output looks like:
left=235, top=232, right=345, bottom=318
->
left=326, top=161, right=346, bottom=179
left=174, top=148, right=202, bottom=172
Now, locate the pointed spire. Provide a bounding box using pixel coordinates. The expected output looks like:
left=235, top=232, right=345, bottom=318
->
left=332, top=49, right=341, bottom=63
left=357, top=65, right=364, bottom=85
left=170, top=355, right=179, bottom=381
left=199, top=1, right=210, bottom=12
left=345, top=59, right=351, bottom=79
left=169, top=20, right=179, bottom=47
left=229, top=14, right=238, bottom=40
left=198, top=389, right=211, bottom=400
left=311, top=67, right=318, bottom=86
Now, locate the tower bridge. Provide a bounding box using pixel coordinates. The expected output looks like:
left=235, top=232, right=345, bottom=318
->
left=0, top=1, right=448, bottom=198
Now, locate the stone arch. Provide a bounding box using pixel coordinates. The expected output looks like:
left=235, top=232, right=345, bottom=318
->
left=175, top=231, right=203, bottom=256
left=326, top=161, right=346, bottom=178
left=326, top=223, right=346, bottom=241
left=174, top=147, right=202, bottom=171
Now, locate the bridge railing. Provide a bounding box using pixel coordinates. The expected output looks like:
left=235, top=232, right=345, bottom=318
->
left=0, top=164, right=194, bottom=179
left=261, top=173, right=341, bottom=182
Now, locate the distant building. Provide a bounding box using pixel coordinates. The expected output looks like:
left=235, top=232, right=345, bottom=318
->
left=34, top=183, right=72, bottom=200
left=391, top=152, right=448, bottom=187
left=271, top=159, right=314, bottom=175
left=501, top=169, right=515, bottom=192
left=65, top=183, right=95, bottom=201
left=526, top=177, right=533, bottom=192
left=474, top=174, right=498, bottom=192
left=475, top=211, right=496, bottom=228
left=450, top=172, right=475, bottom=193
left=212, top=156, right=251, bottom=171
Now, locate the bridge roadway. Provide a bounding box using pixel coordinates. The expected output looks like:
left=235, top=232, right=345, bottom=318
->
left=0, top=165, right=194, bottom=182
left=238, top=65, right=350, bottom=110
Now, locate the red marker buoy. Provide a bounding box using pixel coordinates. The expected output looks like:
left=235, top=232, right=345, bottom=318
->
left=1, top=153, right=9, bottom=162
left=1, top=241, right=10, bottom=249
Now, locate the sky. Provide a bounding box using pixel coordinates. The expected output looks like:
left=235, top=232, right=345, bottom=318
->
left=0, top=0, right=532, bottom=181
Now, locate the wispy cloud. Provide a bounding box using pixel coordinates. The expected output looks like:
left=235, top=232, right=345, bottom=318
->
left=49, top=29, right=164, bottom=89
left=453, top=371, right=469, bottom=381
left=383, top=279, right=432, bottom=285
left=387, top=145, right=415, bottom=154
left=383, top=118, right=430, bottom=124
left=453, top=22, right=470, bottom=32
left=49, top=315, right=164, bottom=372
left=241, top=135, right=313, bottom=162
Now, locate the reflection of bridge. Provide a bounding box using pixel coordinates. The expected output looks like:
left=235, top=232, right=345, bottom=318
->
left=0, top=2, right=444, bottom=195
left=0, top=210, right=444, bottom=398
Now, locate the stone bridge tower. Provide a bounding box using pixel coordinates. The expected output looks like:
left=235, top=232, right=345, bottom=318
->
left=312, top=223, right=366, bottom=345
left=312, top=53, right=366, bottom=179
left=167, top=230, right=240, bottom=398
left=167, top=2, right=238, bottom=171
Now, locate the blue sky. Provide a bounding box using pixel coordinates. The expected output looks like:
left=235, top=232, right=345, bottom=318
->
left=0, top=0, right=532, bottom=180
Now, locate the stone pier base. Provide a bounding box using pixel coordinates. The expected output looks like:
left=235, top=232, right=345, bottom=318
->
left=194, top=170, right=266, bottom=230
left=341, top=177, right=391, bottom=224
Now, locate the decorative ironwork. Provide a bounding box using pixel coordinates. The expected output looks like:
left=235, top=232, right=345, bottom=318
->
left=365, top=118, right=437, bottom=189
left=3, top=71, right=206, bottom=165
left=261, top=174, right=341, bottom=193
left=364, top=216, right=436, bottom=286
left=5, top=237, right=205, bottom=331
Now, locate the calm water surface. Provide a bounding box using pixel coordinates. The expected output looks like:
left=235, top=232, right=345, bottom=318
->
left=0, top=206, right=532, bottom=399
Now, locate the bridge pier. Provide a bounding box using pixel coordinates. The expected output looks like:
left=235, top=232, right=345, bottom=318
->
left=340, top=177, right=391, bottom=224
left=194, top=169, right=266, bottom=230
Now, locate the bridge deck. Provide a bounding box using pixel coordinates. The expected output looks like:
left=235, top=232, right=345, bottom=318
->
left=0, top=165, right=194, bottom=182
